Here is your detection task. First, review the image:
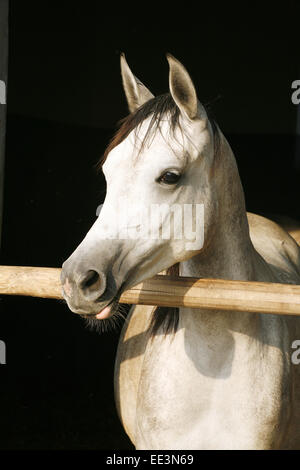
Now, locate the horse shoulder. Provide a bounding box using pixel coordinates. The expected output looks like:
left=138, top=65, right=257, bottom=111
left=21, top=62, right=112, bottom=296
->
left=288, top=228, right=300, bottom=246
left=114, top=304, right=154, bottom=445
left=247, top=212, right=300, bottom=284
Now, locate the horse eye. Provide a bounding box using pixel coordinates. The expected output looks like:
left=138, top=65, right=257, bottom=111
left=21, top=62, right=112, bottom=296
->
left=158, top=171, right=181, bottom=185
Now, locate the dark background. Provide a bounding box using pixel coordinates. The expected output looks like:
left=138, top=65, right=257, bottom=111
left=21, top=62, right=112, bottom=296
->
left=0, top=1, right=299, bottom=450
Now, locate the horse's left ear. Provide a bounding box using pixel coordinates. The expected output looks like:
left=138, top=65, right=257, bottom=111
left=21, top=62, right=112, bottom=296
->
left=167, top=54, right=206, bottom=121
left=120, top=53, right=155, bottom=113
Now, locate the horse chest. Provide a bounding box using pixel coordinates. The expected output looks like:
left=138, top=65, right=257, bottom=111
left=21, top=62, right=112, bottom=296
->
left=117, top=316, right=292, bottom=449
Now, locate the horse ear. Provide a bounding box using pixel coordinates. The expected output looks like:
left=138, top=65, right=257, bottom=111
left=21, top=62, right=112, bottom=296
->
left=120, top=53, right=154, bottom=113
left=167, top=54, right=205, bottom=121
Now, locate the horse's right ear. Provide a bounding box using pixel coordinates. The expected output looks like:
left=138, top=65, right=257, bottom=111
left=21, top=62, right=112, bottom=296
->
left=120, top=53, right=154, bottom=113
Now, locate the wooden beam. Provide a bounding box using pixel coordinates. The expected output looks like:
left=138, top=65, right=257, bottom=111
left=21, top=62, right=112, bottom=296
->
left=0, top=265, right=300, bottom=316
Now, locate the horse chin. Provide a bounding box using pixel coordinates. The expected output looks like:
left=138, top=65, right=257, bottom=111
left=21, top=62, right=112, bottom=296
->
left=63, top=298, right=113, bottom=320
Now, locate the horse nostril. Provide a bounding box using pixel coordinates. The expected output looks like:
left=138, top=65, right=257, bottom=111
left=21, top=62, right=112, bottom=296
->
left=81, top=270, right=99, bottom=288
left=80, top=270, right=100, bottom=290
left=79, top=270, right=105, bottom=300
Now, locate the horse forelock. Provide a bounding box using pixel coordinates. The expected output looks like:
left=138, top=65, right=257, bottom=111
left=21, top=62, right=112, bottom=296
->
left=98, top=93, right=184, bottom=170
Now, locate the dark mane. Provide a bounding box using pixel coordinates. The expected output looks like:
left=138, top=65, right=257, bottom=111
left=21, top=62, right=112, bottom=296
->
left=98, top=93, right=220, bottom=336
left=149, top=263, right=180, bottom=337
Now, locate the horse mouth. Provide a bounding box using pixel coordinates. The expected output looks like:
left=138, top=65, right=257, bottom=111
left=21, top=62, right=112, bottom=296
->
left=81, top=290, right=122, bottom=321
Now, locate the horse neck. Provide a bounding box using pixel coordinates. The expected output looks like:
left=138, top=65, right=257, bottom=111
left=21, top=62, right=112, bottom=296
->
left=176, top=129, right=268, bottom=341
left=180, top=128, right=257, bottom=283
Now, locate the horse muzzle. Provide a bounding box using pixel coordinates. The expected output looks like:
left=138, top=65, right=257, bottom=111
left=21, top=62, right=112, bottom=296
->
left=61, top=260, right=119, bottom=319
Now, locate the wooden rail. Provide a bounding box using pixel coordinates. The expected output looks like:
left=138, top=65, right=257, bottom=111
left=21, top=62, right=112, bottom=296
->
left=0, top=265, right=300, bottom=316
